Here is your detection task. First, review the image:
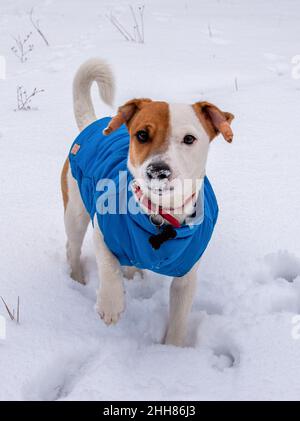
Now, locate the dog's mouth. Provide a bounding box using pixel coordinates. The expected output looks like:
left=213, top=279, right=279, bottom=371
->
left=134, top=177, right=203, bottom=212
left=148, top=185, right=174, bottom=196
left=161, top=192, right=196, bottom=212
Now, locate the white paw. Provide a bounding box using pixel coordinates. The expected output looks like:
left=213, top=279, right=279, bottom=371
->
left=164, top=332, right=185, bottom=347
left=67, top=244, right=85, bottom=285
left=164, top=324, right=186, bottom=347
left=122, top=266, right=143, bottom=280
left=70, top=266, right=85, bottom=285
left=96, top=284, right=125, bottom=325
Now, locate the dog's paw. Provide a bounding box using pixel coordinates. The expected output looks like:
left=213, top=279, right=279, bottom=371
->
left=122, top=266, right=143, bottom=280
left=70, top=266, right=86, bottom=285
left=96, top=284, right=125, bottom=325
left=164, top=334, right=184, bottom=347
left=164, top=327, right=185, bottom=347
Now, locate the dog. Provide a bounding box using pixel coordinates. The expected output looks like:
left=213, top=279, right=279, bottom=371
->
left=61, top=58, right=234, bottom=346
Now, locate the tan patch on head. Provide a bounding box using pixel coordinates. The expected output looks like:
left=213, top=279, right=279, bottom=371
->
left=103, top=98, right=152, bottom=135
left=128, top=101, right=170, bottom=166
left=192, top=102, right=234, bottom=143
left=61, top=158, right=69, bottom=211
left=103, top=98, right=170, bottom=166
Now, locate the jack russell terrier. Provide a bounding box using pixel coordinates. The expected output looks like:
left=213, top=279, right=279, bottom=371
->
left=61, top=58, right=234, bottom=347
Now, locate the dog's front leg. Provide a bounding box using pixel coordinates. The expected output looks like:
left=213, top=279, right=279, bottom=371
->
left=93, top=217, right=125, bottom=325
left=164, top=263, right=198, bottom=347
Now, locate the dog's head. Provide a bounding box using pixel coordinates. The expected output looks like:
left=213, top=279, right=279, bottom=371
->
left=103, top=99, right=234, bottom=210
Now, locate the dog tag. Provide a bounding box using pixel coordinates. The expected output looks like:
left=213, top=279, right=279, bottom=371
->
left=149, top=214, right=164, bottom=227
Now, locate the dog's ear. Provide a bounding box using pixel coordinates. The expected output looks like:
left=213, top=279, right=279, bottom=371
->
left=103, top=98, right=152, bottom=135
left=193, top=101, right=234, bottom=143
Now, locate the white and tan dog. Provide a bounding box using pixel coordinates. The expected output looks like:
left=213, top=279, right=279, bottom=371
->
left=61, top=58, right=234, bottom=346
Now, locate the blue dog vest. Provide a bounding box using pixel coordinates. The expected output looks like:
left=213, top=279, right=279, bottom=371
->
left=69, top=117, right=219, bottom=277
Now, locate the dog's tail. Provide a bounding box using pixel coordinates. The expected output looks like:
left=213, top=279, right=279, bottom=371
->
left=73, top=58, right=115, bottom=131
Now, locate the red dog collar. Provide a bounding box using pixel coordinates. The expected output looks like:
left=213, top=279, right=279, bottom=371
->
left=132, top=183, right=183, bottom=228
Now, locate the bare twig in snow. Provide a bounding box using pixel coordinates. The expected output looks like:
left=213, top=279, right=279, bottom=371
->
left=0, top=296, right=21, bottom=323
left=234, top=77, right=239, bottom=91
left=0, top=297, right=15, bottom=321
left=130, top=5, right=142, bottom=43
left=108, top=13, right=135, bottom=42
left=29, top=7, right=49, bottom=46
left=108, top=5, right=145, bottom=43
left=17, top=296, right=20, bottom=324
left=11, top=32, right=34, bottom=63
left=140, top=6, right=145, bottom=42
left=208, top=23, right=213, bottom=38
left=15, top=85, right=45, bottom=111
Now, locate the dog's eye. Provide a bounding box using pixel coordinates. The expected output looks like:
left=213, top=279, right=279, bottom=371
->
left=136, top=130, right=149, bottom=143
left=183, top=134, right=196, bottom=145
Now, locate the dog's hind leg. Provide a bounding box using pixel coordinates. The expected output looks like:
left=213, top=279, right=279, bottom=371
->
left=61, top=159, right=90, bottom=284
left=164, top=263, right=199, bottom=347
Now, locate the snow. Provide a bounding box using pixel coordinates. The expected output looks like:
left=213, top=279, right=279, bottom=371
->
left=1, top=0, right=300, bottom=401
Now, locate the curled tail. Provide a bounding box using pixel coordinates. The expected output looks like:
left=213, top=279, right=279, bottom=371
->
left=73, top=58, right=115, bottom=131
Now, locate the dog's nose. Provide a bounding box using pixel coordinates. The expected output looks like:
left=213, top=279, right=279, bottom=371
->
left=146, top=162, right=171, bottom=180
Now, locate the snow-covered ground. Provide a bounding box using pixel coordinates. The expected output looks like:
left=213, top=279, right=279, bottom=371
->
left=1, top=0, right=300, bottom=401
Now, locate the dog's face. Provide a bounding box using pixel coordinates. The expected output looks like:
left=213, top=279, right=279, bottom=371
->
left=104, top=99, right=234, bottom=210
